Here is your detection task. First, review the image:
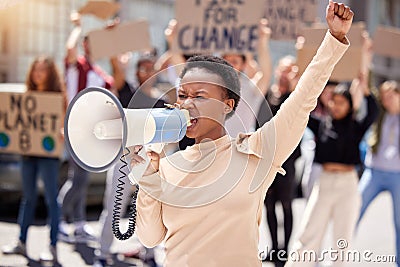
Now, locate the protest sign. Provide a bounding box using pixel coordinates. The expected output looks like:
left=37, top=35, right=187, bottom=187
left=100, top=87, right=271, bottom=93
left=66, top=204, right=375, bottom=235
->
left=264, top=0, right=318, bottom=40
left=88, top=20, right=151, bottom=60
left=297, top=22, right=365, bottom=82
left=78, top=0, right=120, bottom=20
left=0, top=85, right=64, bottom=158
left=174, top=0, right=264, bottom=54
left=373, top=26, right=400, bottom=59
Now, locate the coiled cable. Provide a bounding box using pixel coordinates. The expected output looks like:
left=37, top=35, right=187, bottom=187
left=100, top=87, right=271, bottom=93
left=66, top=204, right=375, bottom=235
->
left=112, top=147, right=139, bottom=240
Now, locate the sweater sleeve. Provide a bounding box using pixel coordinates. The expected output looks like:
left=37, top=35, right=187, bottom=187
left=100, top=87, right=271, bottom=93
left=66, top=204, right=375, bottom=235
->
left=136, top=172, right=167, bottom=248
left=247, top=31, right=349, bottom=167
left=270, top=32, right=349, bottom=166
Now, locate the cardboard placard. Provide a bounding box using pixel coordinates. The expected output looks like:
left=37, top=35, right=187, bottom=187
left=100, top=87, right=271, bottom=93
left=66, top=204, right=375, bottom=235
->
left=88, top=20, right=151, bottom=60
left=296, top=23, right=365, bottom=82
left=264, top=0, right=318, bottom=40
left=174, top=0, right=264, bottom=54
left=0, top=87, right=64, bottom=158
left=373, top=26, right=400, bottom=59
left=78, top=0, right=120, bottom=20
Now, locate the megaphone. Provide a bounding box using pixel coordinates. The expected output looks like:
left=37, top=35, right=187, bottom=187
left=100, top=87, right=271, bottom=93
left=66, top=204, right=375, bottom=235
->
left=64, top=86, right=190, bottom=179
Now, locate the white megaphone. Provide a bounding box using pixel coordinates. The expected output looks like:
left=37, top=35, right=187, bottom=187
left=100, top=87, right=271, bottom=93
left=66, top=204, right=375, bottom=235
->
left=64, top=86, right=190, bottom=182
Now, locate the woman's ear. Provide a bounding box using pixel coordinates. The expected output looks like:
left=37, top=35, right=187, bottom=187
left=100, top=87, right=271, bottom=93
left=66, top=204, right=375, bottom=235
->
left=224, top=99, right=235, bottom=114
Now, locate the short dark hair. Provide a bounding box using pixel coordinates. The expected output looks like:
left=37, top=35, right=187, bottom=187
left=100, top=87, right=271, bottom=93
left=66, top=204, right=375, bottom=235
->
left=326, top=80, right=339, bottom=87
left=179, top=55, right=241, bottom=118
left=222, top=53, right=246, bottom=63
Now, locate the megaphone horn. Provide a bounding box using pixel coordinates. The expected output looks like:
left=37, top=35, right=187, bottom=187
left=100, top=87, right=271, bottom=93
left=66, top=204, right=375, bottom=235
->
left=64, top=86, right=189, bottom=173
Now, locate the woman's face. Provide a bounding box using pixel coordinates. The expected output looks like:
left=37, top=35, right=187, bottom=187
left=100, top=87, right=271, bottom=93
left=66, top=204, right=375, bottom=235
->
left=32, top=61, right=49, bottom=90
left=137, top=60, right=156, bottom=85
left=177, top=68, right=233, bottom=143
left=320, top=84, right=335, bottom=107
left=329, top=94, right=351, bottom=120
left=381, top=88, right=400, bottom=114
left=275, top=62, right=298, bottom=93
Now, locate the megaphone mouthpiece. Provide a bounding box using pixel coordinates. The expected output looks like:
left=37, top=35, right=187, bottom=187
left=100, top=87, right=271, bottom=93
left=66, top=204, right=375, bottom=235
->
left=180, top=109, right=191, bottom=127
left=94, top=119, right=123, bottom=140
left=164, top=103, right=191, bottom=127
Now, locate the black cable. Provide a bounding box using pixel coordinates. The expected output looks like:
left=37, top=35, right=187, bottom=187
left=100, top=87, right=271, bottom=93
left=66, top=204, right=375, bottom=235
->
left=112, top=147, right=139, bottom=240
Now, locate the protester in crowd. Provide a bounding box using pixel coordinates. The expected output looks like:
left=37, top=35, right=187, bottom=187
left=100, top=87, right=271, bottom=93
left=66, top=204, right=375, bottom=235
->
left=313, top=81, right=338, bottom=119
left=350, top=32, right=374, bottom=175
left=302, top=30, right=373, bottom=199
left=131, top=3, right=354, bottom=266
left=58, top=10, right=113, bottom=243
left=302, top=78, right=368, bottom=201
left=256, top=55, right=301, bottom=264
left=287, top=79, right=378, bottom=266
left=2, top=56, right=66, bottom=263
left=358, top=80, right=400, bottom=266
left=301, top=80, right=338, bottom=200
left=223, top=18, right=272, bottom=137
left=93, top=53, right=164, bottom=267
left=155, top=19, right=187, bottom=77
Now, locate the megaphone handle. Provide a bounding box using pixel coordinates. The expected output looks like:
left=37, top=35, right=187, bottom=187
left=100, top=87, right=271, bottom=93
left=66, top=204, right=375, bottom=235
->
left=128, top=147, right=150, bottom=185
left=127, top=144, right=164, bottom=185
left=147, top=143, right=164, bottom=154
left=113, top=143, right=165, bottom=240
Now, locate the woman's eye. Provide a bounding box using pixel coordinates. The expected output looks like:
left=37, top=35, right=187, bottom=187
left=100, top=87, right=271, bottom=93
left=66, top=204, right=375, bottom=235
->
left=178, top=94, right=187, bottom=99
left=196, top=96, right=205, bottom=99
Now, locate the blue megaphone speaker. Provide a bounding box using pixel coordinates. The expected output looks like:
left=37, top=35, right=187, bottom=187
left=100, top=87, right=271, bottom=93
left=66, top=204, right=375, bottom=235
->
left=64, top=86, right=190, bottom=180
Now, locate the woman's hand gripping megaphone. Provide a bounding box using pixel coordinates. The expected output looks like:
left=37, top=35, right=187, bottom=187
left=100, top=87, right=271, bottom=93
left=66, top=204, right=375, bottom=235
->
left=130, top=144, right=161, bottom=178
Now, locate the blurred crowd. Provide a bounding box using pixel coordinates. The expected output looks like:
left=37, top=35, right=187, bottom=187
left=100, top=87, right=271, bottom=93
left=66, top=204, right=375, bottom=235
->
left=1, top=7, right=399, bottom=267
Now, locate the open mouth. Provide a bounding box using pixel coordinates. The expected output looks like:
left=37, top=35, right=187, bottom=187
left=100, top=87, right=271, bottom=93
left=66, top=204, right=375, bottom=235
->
left=187, top=117, right=198, bottom=130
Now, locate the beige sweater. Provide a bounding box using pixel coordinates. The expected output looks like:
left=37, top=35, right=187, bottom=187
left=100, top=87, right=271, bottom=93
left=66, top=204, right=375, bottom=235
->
left=136, top=31, right=349, bottom=267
